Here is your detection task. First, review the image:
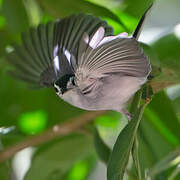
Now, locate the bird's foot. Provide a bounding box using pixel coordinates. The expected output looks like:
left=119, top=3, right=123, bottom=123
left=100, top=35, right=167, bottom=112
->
left=120, top=109, right=132, bottom=121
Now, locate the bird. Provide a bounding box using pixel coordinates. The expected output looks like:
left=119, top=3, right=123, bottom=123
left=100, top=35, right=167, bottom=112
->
left=6, top=7, right=152, bottom=119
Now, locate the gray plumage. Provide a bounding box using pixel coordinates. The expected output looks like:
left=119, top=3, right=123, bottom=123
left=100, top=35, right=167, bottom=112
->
left=7, top=8, right=152, bottom=118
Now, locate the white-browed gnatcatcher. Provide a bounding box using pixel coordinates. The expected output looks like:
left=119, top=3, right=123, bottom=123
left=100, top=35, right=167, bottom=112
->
left=7, top=7, right=152, bottom=119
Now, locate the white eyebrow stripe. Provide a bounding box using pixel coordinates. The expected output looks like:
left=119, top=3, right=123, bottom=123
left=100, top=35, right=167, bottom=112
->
left=64, top=49, right=71, bottom=64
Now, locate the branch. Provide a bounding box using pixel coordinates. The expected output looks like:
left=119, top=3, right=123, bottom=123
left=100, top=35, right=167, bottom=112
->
left=0, top=110, right=107, bottom=163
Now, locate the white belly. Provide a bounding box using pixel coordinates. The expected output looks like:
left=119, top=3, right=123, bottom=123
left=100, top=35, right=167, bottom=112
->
left=60, top=75, right=145, bottom=112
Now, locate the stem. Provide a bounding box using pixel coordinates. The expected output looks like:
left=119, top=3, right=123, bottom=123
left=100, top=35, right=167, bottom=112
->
left=130, top=86, right=152, bottom=180
left=131, top=98, right=150, bottom=180
left=133, top=135, right=142, bottom=180
left=0, top=110, right=107, bottom=163
left=130, top=90, right=142, bottom=114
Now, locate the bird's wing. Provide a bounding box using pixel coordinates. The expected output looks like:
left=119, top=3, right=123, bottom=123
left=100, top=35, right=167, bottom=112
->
left=7, top=14, right=113, bottom=88
left=76, top=32, right=151, bottom=80
left=76, top=4, right=152, bottom=82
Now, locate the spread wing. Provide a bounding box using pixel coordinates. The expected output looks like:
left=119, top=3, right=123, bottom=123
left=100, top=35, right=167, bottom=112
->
left=6, top=14, right=113, bottom=88
left=76, top=4, right=152, bottom=82
left=76, top=29, right=151, bottom=81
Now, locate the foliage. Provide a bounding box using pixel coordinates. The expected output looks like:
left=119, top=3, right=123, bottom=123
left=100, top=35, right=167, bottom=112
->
left=0, top=0, right=180, bottom=179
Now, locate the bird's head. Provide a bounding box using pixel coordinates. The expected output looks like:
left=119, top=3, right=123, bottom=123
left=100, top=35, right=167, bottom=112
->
left=54, top=74, right=76, bottom=96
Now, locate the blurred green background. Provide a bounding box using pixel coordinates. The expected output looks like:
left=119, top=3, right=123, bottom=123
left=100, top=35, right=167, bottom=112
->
left=0, top=0, right=180, bottom=179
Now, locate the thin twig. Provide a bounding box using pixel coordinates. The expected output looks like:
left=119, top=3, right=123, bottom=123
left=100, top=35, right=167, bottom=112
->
left=130, top=85, right=151, bottom=180
left=133, top=135, right=142, bottom=180
left=0, top=110, right=107, bottom=163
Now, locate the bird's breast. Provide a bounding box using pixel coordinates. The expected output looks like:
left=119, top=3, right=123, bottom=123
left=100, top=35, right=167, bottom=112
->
left=60, top=74, right=144, bottom=111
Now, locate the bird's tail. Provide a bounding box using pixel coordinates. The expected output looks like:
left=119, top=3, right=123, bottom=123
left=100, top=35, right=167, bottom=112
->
left=133, top=3, right=153, bottom=40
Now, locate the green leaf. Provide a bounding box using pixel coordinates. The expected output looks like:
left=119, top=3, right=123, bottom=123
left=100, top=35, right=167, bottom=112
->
left=137, top=131, right=156, bottom=177
left=168, top=165, right=180, bottom=180
left=0, top=138, right=11, bottom=180
left=102, top=12, right=138, bottom=35
left=107, top=91, right=146, bottom=180
left=141, top=91, right=180, bottom=179
left=132, top=136, right=142, bottom=180
left=67, top=156, right=96, bottom=180
left=149, top=147, right=180, bottom=178
left=145, top=91, right=180, bottom=145
left=23, top=0, right=42, bottom=26
left=94, top=111, right=127, bottom=148
left=120, top=0, right=154, bottom=18
left=151, top=34, right=180, bottom=88
left=94, top=128, right=111, bottom=164
left=0, top=15, right=6, bottom=28
left=173, top=94, right=180, bottom=116
left=0, top=30, right=12, bottom=56
left=1, top=0, right=29, bottom=33
left=0, top=0, right=3, bottom=7
left=95, top=112, right=121, bottom=128
left=18, top=110, right=48, bottom=135
left=37, top=0, right=126, bottom=29
left=138, top=118, right=175, bottom=180
left=152, top=34, right=180, bottom=72
left=24, top=134, right=94, bottom=180
left=0, top=128, right=25, bottom=148
left=0, top=162, right=10, bottom=180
